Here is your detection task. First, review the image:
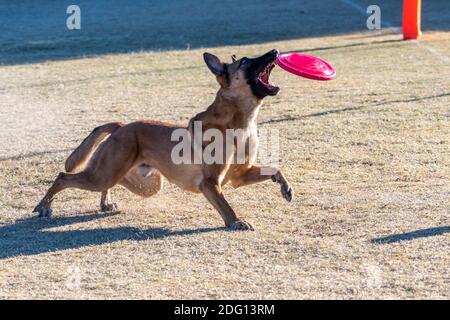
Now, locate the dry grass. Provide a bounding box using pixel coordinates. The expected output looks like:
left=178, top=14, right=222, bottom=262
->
left=0, top=29, right=449, bottom=299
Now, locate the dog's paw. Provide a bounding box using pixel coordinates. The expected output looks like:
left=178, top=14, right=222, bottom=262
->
left=228, top=219, right=254, bottom=231
left=100, top=203, right=118, bottom=213
left=272, top=172, right=294, bottom=202
left=33, top=204, right=53, bottom=218
left=281, top=183, right=294, bottom=202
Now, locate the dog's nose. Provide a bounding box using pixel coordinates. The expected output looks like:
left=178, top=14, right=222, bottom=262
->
left=271, top=49, right=280, bottom=56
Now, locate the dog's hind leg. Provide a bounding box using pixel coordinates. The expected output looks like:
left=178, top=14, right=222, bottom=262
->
left=65, top=122, right=123, bottom=173
left=34, top=129, right=138, bottom=218
left=96, top=167, right=162, bottom=213
left=64, top=123, right=123, bottom=214
left=99, top=170, right=164, bottom=212
left=100, top=190, right=118, bottom=212
left=33, top=170, right=119, bottom=217
left=33, top=171, right=92, bottom=217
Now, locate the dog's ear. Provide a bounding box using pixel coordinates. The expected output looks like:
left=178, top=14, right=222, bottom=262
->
left=231, top=54, right=237, bottom=62
left=203, top=52, right=225, bottom=76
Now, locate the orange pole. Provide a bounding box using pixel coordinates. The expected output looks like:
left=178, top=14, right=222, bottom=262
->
left=403, top=0, right=422, bottom=40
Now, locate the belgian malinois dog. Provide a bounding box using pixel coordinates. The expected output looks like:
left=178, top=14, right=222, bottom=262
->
left=34, top=49, right=293, bottom=230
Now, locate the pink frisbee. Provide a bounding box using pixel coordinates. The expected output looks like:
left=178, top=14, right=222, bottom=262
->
left=276, top=53, right=336, bottom=81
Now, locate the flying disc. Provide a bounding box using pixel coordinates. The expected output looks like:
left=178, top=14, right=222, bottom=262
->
left=276, top=53, right=336, bottom=81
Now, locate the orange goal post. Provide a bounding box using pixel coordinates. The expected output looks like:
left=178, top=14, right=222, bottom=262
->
left=403, top=0, right=422, bottom=40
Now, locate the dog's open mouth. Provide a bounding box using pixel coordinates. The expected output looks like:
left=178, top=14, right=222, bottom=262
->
left=257, top=61, right=279, bottom=96
left=245, top=49, right=280, bottom=98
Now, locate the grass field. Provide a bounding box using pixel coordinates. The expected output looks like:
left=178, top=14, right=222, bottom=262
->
left=0, top=1, right=449, bottom=299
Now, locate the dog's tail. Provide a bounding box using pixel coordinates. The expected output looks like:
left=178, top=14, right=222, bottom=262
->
left=65, top=122, right=123, bottom=173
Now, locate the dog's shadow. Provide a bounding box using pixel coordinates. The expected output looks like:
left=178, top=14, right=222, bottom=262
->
left=0, top=211, right=225, bottom=260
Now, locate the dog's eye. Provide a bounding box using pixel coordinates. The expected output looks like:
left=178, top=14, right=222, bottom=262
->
left=241, top=58, right=248, bottom=65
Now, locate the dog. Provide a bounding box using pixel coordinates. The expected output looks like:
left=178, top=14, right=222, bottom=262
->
left=33, top=49, right=293, bottom=230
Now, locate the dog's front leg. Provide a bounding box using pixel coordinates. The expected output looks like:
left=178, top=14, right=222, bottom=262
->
left=231, top=166, right=293, bottom=202
left=199, top=178, right=254, bottom=231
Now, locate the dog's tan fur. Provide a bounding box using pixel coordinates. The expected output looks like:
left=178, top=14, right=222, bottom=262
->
left=34, top=51, right=293, bottom=230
